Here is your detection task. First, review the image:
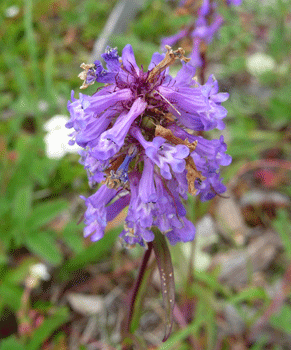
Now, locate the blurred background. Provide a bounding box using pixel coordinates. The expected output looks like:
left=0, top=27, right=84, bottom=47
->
left=0, top=0, right=291, bottom=349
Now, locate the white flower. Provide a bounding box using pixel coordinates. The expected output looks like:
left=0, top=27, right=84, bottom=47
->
left=30, top=263, right=50, bottom=281
left=44, top=115, right=81, bottom=159
left=246, top=53, right=275, bottom=76
left=5, top=6, right=19, bottom=18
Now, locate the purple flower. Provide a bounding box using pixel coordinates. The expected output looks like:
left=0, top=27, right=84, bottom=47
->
left=130, top=126, right=189, bottom=180
left=227, top=0, right=242, bottom=6
left=79, top=149, right=108, bottom=185
left=120, top=172, right=194, bottom=247
left=67, top=45, right=231, bottom=247
left=189, top=1, right=223, bottom=68
left=82, top=185, right=118, bottom=241
left=160, top=0, right=225, bottom=69
left=161, top=29, right=188, bottom=51
left=166, top=217, right=196, bottom=245
left=139, top=157, right=158, bottom=203
left=91, top=98, right=147, bottom=160
left=120, top=172, right=155, bottom=246
left=169, top=123, right=231, bottom=201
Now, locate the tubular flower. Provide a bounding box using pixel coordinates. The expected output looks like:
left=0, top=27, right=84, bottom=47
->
left=67, top=45, right=231, bottom=247
left=161, top=0, right=241, bottom=68
left=161, top=0, right=223, bottom=68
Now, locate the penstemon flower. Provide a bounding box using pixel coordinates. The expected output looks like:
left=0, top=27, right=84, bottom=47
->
left=161, top=0, right=242, bottom=68
left=66, top=44, right=231, bottom=248
left=161, top=0, right=223, bottom=68
left=226, top=0, right=242, bottom=5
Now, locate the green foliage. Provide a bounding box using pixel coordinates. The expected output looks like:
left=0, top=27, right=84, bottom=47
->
left=26, top=231, right=63, bottom=266
left=270, top=304, right=291, bottom=334
left=272, top=209, right=291, bottom=258
left=26, top=307, right=69, bottom=350
left=58, top=226, right=120, bottom=280
left=159, top=309, right=204, bottom=350
left=266, top=83, right=291, bottom=128
left=0, top=336, right=25, bottom=350
left=229, top=287, right=269, bottom=305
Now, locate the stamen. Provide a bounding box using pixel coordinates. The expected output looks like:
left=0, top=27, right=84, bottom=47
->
left=147, top=46, right=190, bottom=83
left=79, top=63, right=95, bottom=89
left=153, top=90, right=181, bottom=116
left=103, top=146, right=138, bottom=189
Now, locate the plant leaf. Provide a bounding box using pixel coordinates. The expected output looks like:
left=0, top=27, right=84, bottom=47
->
left=26, top=307, right=69, bottom=350
left=0, top=283, right=22, bottom=311
left=270, top=304, right=291, bottom=334
left=12, top=185, right=32, bottom=223
left=58, top=226, right=120, bottom=280
left=152, top=229, right=175, bottom=342
left=26, top=200, right=67, bottom=231
left=229, top=286, right=268, bottom=305
left=26, top=231, right=63, bottom=266
left=0, top=335, right=25, bottom=350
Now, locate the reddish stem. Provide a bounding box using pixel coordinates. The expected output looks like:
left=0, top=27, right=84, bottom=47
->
left=124, top=243, right=153, bottom=334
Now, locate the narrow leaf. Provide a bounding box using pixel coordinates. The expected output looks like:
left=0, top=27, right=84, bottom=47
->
left=0, top=283, right=22, bottom=311
left=152, top=229, right=175, bottom=342
left=26, top=200, right=67, bottom=231
left=273, top=209, right=291, bottom=258
left=12, top=185, right=32, bottom=222
left=26, top=232, right=63, bottom=266
left=270, top=304, right=291, bottom=333
left=62, top=222, right=84, bottom=254
left=59, top=227, right=120, bottom=280
left=160, top=320, right=202, bottom=350
left=229, top=286, right=268, bottom=305
left=26, top=307, right=69, bottom=350
left=0, top=335, right=25, bottom=350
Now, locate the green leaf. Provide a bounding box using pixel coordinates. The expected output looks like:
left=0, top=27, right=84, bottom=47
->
left=3, top=257, right=37, bottom=285
left=12, top=185, right=32, bottom=224
left=26, top=231, right=63, bottom=266
left=0, top=283, right=22, bottom=311
left=0, top=336, right=25, bottom=350
left=270, top=304, right=291, bottom=334
left=62, top=222, right=84, bottom=254
left=273, top=209, right=291, bottom=258
left=229, top=287, right=268, bottom=305
left=3, top=53, right=31, bottom=99
left=30, top=157, right=58, bottom=187
left=194, top=270, right=231, bottom=297
left=0, top=197, right=10, bottom=217
left=59, top=227, right=120, bottom=280
left=152, top=229, right=175, bottom=342
left=26, top=307, right=69, bottom=350
left=159, top=318, right=202, bottom=350
left=204, top=306, right=217, bottom=350
left=26, top=200, right=67, bottom=231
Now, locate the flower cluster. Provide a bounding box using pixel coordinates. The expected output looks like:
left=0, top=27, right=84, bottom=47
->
left=67, top=45, right=231, bottom=247
left=162, top=0, right=242, bottom=68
